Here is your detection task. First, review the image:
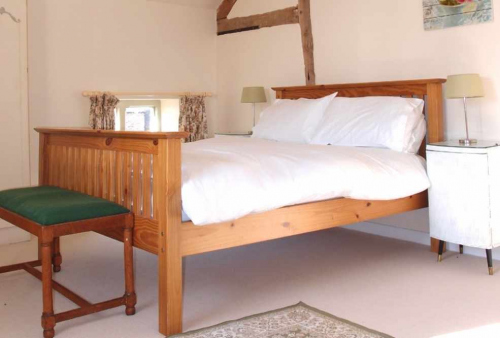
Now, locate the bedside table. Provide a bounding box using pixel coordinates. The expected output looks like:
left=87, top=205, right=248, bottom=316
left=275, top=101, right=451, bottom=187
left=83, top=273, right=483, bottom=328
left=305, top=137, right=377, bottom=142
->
left=427, top=141, right=500, bottom=275
left=214, top=132, right=252, bottom=139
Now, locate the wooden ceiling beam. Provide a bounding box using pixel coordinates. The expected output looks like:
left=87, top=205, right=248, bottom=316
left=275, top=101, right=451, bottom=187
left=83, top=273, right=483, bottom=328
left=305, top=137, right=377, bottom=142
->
left=298, top=0, right=316, bottom=85
left=217, top=6, right=299, bottom=36
left=217, top=0, right=238, bottom=21
left=216, top=0, right=316, bottom=86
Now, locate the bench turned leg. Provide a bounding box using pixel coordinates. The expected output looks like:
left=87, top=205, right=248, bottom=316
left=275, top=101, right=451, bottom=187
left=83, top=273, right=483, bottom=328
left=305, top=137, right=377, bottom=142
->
left=52, top=237, right=62, bottom=273
left=124, top=226, right=136, bottom=316
left=41, top=241, right=56, bottom=338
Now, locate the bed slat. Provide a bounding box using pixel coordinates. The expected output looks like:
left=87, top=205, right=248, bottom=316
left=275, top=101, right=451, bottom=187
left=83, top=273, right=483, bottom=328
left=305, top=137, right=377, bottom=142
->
left=143, top=154, right=152, bottom=220
left=116, top=152, right=124, bottom=205
left=133, top=152, right=142, bottom=216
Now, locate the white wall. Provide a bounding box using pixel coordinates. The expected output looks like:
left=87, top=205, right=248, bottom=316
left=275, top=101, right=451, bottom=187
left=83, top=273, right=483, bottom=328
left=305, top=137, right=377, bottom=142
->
left=28, top=0, right=217, bottom=183
left=217, top=0, right=500, bottom=139
left=217, top=0, right=302, bottom=133
left=216, top=0, right=500, bottom=234
left=160, top=99, right=181, bottom=132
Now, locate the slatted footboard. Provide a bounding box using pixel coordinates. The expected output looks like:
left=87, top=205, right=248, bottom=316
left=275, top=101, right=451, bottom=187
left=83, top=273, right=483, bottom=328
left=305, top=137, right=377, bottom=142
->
left=37, top=129, right=186, bottom=255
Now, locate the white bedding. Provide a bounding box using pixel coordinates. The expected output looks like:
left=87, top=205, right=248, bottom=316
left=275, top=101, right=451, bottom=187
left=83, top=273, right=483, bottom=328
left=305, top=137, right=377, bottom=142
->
left=182, top=138, right=430, bottom=225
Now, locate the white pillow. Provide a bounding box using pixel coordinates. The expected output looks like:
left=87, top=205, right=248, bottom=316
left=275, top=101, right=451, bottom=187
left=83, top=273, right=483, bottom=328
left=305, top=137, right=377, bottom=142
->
left=252, top=93, right=337, bottom=144
left=406, top=115, right=427, bottom=154
left=310, top=96, right=425, bottom=153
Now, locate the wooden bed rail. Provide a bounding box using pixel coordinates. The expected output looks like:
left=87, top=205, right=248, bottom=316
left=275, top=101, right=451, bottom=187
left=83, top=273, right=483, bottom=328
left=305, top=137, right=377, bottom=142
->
left=35, top=128, right=188, bottom=256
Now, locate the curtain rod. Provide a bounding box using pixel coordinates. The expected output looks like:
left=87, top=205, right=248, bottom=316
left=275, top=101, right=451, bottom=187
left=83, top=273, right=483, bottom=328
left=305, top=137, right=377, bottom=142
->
left=82, top=91, right=213, bottom=98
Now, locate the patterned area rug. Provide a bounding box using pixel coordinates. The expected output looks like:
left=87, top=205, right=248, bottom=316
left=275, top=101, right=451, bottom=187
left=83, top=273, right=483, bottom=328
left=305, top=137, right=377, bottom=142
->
left=172, top=302, right=393, bottom=338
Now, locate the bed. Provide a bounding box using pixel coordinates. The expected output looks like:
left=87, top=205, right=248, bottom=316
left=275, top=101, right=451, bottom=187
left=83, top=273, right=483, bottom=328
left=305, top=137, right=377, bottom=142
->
left=181, top=137, right=430, bottom=225
left=35, top=78, right=445, bottom=336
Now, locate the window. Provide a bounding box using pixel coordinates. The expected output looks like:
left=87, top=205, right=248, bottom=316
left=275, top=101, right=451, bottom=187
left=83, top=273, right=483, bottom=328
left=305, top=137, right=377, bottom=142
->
left=125, top=106, right=155, bottom=131
left=115, top=99, right=180, bottom=132
left=115, top=100, right=161, bottom=132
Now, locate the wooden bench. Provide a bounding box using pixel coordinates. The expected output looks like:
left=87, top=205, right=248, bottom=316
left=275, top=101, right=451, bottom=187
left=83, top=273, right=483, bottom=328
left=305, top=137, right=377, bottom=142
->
left=0, top=186, right=136, bottom=338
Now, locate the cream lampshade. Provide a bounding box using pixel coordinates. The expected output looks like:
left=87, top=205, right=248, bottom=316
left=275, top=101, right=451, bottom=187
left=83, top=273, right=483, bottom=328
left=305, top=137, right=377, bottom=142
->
left=241, top=87, right=267, bottom=127
left=446, top=74, right=484, bottom=146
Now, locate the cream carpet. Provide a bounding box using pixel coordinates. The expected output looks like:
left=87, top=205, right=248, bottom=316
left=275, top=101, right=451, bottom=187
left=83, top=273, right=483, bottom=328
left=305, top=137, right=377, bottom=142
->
left=1, top=228, right=500, bottom=338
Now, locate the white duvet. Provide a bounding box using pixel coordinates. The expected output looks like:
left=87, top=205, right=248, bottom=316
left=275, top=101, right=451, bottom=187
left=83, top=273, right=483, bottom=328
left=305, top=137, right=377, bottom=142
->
left=181, top=138, right=430, bottom=225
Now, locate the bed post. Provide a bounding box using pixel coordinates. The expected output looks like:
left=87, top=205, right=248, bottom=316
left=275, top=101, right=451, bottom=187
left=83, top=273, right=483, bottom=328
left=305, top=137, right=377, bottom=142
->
left=426, top=81, right=446, bottom=254
left=156, top=138, right=184, bottom=336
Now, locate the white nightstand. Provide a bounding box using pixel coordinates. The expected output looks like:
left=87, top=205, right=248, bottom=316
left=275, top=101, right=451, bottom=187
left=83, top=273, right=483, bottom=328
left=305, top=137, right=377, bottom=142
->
left=427, top=141, right=500, bottom=275
left=214, top=132, right=252, bottom=139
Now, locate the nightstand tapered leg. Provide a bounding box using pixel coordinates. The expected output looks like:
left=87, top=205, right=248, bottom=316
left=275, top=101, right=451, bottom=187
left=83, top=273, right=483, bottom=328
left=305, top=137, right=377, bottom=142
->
left=460, top=245, right=464, bottom=254
left=486, top=249, right=493, bottom=276
left=438, top=240, right=445, bottom=262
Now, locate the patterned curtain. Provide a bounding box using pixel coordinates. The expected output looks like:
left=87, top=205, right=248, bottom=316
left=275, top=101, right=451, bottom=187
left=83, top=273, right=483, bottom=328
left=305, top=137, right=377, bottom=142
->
left=89, top=93, right=119, bottom=130
left=179, top=95, right=208, bottom=143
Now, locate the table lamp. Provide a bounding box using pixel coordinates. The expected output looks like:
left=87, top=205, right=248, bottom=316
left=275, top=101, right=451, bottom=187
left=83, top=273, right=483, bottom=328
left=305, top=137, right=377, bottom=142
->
left=241, top=87, right=267, bottom=127
left=446, top=74, right=484, bottom=146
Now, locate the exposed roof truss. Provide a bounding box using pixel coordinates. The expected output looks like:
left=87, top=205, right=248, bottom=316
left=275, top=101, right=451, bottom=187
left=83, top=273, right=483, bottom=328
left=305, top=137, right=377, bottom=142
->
left=216, top=0, right=316, bottom=85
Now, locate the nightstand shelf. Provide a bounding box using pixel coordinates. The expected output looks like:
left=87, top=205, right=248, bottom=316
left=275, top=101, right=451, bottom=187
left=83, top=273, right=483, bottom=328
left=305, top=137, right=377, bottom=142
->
left=427, top=141, right=500, bottom=275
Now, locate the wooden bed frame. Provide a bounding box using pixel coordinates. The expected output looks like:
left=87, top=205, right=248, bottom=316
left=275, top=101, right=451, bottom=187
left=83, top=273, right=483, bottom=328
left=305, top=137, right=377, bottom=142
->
left=35, top=78, right=445, bottom=336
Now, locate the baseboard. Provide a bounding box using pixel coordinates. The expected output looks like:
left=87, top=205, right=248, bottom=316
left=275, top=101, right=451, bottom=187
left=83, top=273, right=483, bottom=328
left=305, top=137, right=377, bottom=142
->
left=346, top=221, right=500, bottom=260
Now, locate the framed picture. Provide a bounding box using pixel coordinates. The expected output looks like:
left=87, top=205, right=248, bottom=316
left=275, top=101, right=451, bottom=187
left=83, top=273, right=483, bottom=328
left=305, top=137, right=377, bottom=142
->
left=423, top=0, right=493, bottom=30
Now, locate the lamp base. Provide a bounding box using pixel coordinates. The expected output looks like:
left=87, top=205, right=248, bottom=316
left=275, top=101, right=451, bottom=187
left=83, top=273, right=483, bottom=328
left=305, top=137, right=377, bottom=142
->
left=459, top=139, right=477, bottom=146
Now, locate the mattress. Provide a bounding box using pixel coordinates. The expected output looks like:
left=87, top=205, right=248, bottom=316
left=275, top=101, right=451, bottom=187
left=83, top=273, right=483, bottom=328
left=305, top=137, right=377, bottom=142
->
left=181, top=138, right=430, bottom=225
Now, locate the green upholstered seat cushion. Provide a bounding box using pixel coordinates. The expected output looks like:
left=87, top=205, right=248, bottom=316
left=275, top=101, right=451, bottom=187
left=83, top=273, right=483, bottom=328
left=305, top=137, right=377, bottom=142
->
left=0, top=186, right=130, bottom=226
